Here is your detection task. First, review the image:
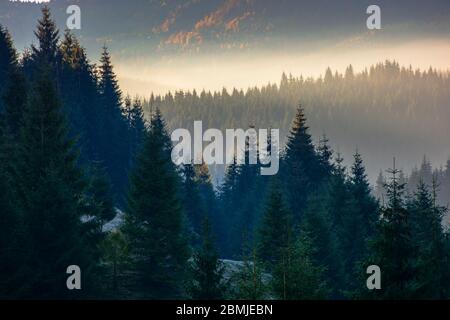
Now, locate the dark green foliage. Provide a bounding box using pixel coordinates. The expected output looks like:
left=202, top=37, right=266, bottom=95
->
left=188, top=216, right=226, bottom=300
left=127, top=97, right=146, bottom=165
left=11, top=71, right=100, bottom=299
left=97, top=46, right=130, bottom=200
left=30, top=6, right=59, bottom=73
left=350, top=151, right=379, bottom=238
left=58, top=30, right=99, bottom=162
left=2, top=6, right=449, bottom=300
left=282, top=106, right=321, bottom=223
left=234, top=247, right=267, bottom=300
left=272, top=231, right=328, bottom=300
left=181, top=163, right=205, bottom=243
left=0, top=109, right=23, bottom=299
left=100, top=231, right=129, bottom=295
left=257, top=180, right=292, bottom=268
left=122, top=109, right=189, bottom=298
left=0, top=24, right=18, bottom=112
left=408, top=180, right=450, bottom=299
left=362, top=163, right=419, bottom=299
left=85, top=164, right=116, bottom=227
left=301, top=190, right=342, bottom=298
left=221, top=138, right=270, bottom=258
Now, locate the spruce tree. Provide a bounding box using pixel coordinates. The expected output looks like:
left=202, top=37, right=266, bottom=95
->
left=234, top=247, right=266, bottom=300
left=30, top=6, right=60, bottom=72
left=181, top=163, right=205, bottom=242
left=316, top=134, right=334, bottom=179
left=272, top=232, right=328, bottom=300
left=217, top=157, right=240, bottom=257
left=13, top=71, right=99, bottom=298
left=283, top=106, right=320, bottom=223
left=362, top=161, right=418, bottom=299
left=0, top=111, right=24, bottom=299
left=322, top=154, right=355, bottom=294
left=188, top=216, right=226, bottom=300
left=257, top=180, right=293, bottom=268
left=338, top=151, right=379, bottom=290
left=100, top=230, right=129, bottom=296
left=408, top=180, right=450, bottom=298
left=350, top=151, right=379, bottom=238
left=122, top=109, right=189, bottom=298
left=0, top=24, right=18, bottom=112
left=129, top=98, right=146, bottom=163
left=98, top=46, right=129, bottom=200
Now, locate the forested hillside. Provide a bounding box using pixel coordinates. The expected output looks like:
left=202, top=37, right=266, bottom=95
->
left=0, top=8, right=449, bottom=300
left=144, top=62, right=450, bottom=184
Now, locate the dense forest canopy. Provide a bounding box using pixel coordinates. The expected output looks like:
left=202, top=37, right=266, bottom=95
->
left=0, top=7, right=449, bottom=300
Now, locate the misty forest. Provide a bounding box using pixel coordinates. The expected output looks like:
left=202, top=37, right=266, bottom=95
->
left=0, top=8, right=449, bottom=300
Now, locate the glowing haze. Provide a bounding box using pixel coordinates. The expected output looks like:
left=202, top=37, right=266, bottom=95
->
left=116, top=38, right=450, bottom=96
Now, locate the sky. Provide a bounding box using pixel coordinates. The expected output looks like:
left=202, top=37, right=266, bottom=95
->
left=1, top=0, right=450, bottom=96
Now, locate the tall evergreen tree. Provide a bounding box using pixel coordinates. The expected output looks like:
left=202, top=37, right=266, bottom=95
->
left=217, top=156, right=240, bottom=257
left=234, top=246, right=267, bottom=300
left=408, top=180, right=450, bottom=298
left=13, top=71, right=99, bottom=298
left=338, top=151, right=379, bottom=290
left=362, top=161, right=418, bottom=299
left=0, top=107, right=24, bottom=299
left=188, top=216, right=226, bottom=300
left=0, top=24, right=18, bottom=112
left=181, top=163, right=205, bottom=243
left=30, top=6, right=60, bottom=73
left=272, top=231, right=328, bottom=300
left=122, top=109, right=189, bottom=298
left=301, top=188, right=343, bottom=298
left=98, top=46, right=129, bottom=200
left=283, top=106, right=321, bottom=224
left=350, top=151, right=379, bottom=237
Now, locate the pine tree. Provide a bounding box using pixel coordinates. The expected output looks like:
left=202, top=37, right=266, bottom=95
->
left=122, top=109, right=189, bottom=298
left=195, top=162, right=219, bottom=238
left=375, top=170, right=387, bottom=204
left=301, top=188, right=343, bottom=298
left=272, top=231, right=328, bottom=300
left=0, top=111, right=24, bottom=299
left=234, top=246, right=266, bottom=300
left=100, top=231, right=129, bottom=296
left=343, top=151, right=379, bottom=287
left=188, top=216, right=226, bottom=300
left=85, top=164, right=116, bottom=228
left=321, top=154, right=356, bottom=294
left=257, top=180, right=292, bottom=268
left=408, top=179, right=450, bottom=298
left=13, top=71, right=99, bottom=298
left=0, top=24, right=18, bottom=112
left=316, top=134, right=334, bottom=179
left=0, top=30, right=25, bottom=295
left=283, top=106, right=321, bottom=223
left=128, top=98, right=146, bottom=163
left=229, top=133, right=268, bottom=257
left=30, top=6, right=60, bottom=71
left=181, top=163, right=205, bottom=242
left=362, top=160, right=418, bottom=299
